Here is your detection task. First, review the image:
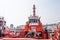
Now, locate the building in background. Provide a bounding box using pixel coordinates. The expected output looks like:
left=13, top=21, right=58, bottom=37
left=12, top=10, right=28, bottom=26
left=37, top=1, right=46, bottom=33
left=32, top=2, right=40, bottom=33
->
left=9, top=24, right=16, bottom=32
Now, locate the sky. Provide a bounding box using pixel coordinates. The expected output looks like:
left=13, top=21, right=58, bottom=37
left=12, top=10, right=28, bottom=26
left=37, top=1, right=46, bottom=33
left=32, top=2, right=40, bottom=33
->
left=0, top=0, right=60, bottom=27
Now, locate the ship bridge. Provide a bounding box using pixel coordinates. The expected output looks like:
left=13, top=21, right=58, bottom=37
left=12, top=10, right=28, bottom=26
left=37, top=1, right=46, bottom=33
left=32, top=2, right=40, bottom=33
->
left=28, top=5, right=40, bottom=26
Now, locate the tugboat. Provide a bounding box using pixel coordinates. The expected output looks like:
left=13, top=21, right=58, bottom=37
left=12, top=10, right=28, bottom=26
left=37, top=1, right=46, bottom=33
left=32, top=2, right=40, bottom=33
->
left=18, top=5, right=50, bottom=39
left=0, top=17, right=6, bottom=38
left=53, top=22, right=60, bottom=40
left=57, top=22, right=60, bottom=40
left=1, top=5, right=51, bottom=40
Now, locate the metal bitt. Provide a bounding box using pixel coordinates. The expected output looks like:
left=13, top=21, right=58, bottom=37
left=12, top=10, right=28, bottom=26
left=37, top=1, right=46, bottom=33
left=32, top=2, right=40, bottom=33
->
left=33, top=5, right=36, bottom=16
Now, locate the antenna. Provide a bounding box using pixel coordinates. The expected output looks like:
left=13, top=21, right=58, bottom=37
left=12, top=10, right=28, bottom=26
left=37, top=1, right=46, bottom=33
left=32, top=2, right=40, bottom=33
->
left=33, top=5, right=36, bottom=16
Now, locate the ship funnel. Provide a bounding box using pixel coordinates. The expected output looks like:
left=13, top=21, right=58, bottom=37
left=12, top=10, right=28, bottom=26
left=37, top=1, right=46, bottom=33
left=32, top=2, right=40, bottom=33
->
left=33, top=5, right=36, bottom=16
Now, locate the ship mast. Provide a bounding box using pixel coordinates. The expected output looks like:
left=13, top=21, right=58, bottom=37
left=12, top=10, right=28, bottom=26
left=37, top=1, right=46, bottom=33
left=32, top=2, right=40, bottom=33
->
left=33, top=5, right=36, bottom=16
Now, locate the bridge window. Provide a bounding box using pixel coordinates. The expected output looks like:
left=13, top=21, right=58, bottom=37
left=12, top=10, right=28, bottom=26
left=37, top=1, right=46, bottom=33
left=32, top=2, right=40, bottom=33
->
left=29, top=19, right=38, bottom=23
